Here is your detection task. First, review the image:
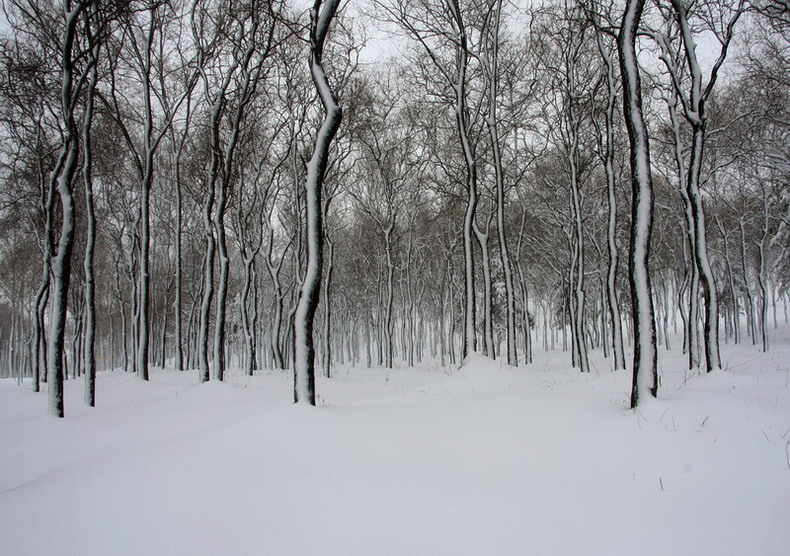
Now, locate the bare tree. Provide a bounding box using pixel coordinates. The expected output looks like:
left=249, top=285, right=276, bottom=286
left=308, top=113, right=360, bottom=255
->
left=654, top=0, right=745, bottom=372
left=618, top=0, right=658, bottom=407
left=293, top=0, right=343, bottom=405
left=590, top=19, right=626, bottom=370
left=379, top=0, right=483, bottom=359
left=477, top=0, right=517, bottom=365
left=43, top=0, right=100, bottom=416
left=81, top=8, right=101, bottom=406
left=192, top=0, right=281, bottom=381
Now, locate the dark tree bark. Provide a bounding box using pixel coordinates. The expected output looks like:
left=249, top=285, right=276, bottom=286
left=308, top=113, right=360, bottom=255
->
left=293, top=0, right=343, bottom=405
left=618, top=0, right=658, bottom=408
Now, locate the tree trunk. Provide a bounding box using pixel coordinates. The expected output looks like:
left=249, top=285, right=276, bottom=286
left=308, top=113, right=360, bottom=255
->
left=474, top=217, right=495, bottom=359
left=48, top=3, right=87, bottom=417
left=668, top=0, right=742, bottom=372
left=483, top=0, right=516, bottom=366
left=618, top=0, right=658, bottom=408
left=595, top=33, right=625, bottom=370
left=322, top=236, right=334, bottom=378
left=198, top=188, right=215, bottom=383
left=384, top=226, right=395, bottom=368
left=293, top=0, right=343, bottom=405
left=213, top=183, right=229, bottom=381
left=83, top=52, right=99, bottom=406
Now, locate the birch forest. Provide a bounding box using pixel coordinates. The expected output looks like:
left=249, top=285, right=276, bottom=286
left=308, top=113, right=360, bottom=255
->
left=1, top=0, right=788, bottom=415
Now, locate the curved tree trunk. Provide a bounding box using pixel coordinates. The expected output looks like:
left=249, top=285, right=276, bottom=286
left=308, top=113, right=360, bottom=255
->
left=618, top=0, right=658, bottom=408
left=293, top=0, right=343, bottom=405
left=686, top=124, right=720, bottom=371
left=449, top=0, right=478, bottom=361
left=668, top=0, right=742, bottom=372
left=48, top=2, right=89, bottom=417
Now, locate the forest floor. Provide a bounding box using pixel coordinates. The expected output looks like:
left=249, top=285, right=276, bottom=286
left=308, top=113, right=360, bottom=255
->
left=1, top=326, right=789, bottom=555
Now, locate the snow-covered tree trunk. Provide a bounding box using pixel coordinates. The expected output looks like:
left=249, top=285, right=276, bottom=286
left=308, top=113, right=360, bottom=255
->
left=685, top=124, right=720, bottom=371
left=172, top=98, right=193, bottom=372
left=618, top=0, right=658, bottom=408
left=715, top=214, right=740, bottom=344
left=293, top=0, right=343, bottom=405
left=265, top=222, right=287, bottom=370
left=594, top=32, right=626, bottom=370
left=756, top=240, right=768, bottom=352
left=664, top=87, right=701, bottom=369
left=252, top=267, right=262, bottom=370
left=405, top=228, right=416, bottom=367
left=235, top=180, right=267, bottom=377
left=757, top=183, right=770, bottom=352
left=113, top=256, right=128, bottom=372
left=568, top=153, right=589, bottom=374
left=447, top=255, right=457, bottom=366
left=514, top=210, right=532, bottom=365
left=193, top=2, right=273, bottom=380
left=473, top=212, right=494, bottom=359
left=197, top=163, right=216, bottom=383
left=384, top=225, right=395, bottom=368
left=458, top=64, right=478, bottom=360
left=195, top=63, right=225, bottom=383
left=174, top=157, right=184, bottom=372
left=382, top=0, right=479, bottom=360
left=213, top=180, right=229, bottom=381
left=519, top=269, right=532, bottom=364
left=34, top=132, right=55, bottom=389
left=215, top=11, right=267, bottom=381
left=240, top=253, right=257, bottom=375
left=82, top=43, right=99, bottom=407
left=135, top=10, right=159, bottom=383
left=34, top=274, right=50, bottom=389
left=481, top=0, right=516, bottom=366
left=322, top=236, right=334, bottom=378
left=666, top=0, right=743, bottom=372
left=738, top=218, right=756, bottom=344
left=47, top=2, right=90, bottom=417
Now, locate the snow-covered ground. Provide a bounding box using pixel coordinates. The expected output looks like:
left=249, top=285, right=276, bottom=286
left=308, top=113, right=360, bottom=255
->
left=2, top=328, right=789, bottom=555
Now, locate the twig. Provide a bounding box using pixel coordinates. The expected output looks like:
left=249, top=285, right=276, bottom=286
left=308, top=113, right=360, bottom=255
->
left=635, top=408, right=647, bottom=430
left=677, top=370, right=698, bottom=390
